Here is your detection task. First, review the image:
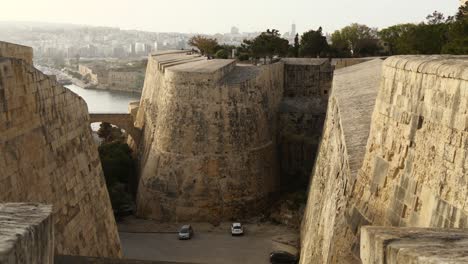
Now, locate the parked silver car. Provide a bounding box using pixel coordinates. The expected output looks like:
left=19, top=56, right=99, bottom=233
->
left=178, top=224, right=194, bottom=240
left=231, top=222, right=244, bottom=236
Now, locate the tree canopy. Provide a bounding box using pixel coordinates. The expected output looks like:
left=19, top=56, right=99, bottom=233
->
left=379, top=6, right=467, bottom=55
left=247, top=29, right=289, bottom=63
left=188, top=35, right=219, bottom=56
left=299, top=27, right=329, bottom=57
left=331, top=23, right=380, bottom=57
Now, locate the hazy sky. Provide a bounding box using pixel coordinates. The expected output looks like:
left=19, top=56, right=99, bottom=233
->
left=1, top=0, right=460, bottom=34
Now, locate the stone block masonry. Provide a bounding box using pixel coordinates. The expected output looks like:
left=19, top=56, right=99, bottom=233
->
left=0, top=41, right=33, bottom=64
left=0, top=41, right=122, bottom=257
left=279, top=58, right=333, bottom=188
left=300, top=55, right=468, bottom=263
left=299, top=59, right=383, bottom=264
left=347, top=56, right=468, bottom=260
left=0, top=203, right=53, bottom=264
left=135, top=51, right=284, bottom=221
left=134, top=52, right=335, bottom=222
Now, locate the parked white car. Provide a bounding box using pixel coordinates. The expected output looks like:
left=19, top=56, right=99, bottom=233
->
left=231, top=222, right=244, bottom=236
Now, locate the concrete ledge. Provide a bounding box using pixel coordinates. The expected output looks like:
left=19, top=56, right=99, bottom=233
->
left=361, top=226, right=468, bottom=264
left=0, top=203, right=53, bottom=264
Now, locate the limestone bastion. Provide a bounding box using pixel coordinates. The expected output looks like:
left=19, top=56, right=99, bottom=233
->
left=300, top=56, right=468, bottom=264
left=135, top=51, right=333, bottom=221
left=0, top=41, right=122, bottom=257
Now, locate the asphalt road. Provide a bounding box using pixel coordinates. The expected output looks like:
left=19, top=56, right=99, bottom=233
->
left=120, top=231, right=295, bottom=264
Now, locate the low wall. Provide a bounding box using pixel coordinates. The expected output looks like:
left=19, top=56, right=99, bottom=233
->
left=361, top=226, right=468, bottom=263
left=0, top=203, right=53, bottom=264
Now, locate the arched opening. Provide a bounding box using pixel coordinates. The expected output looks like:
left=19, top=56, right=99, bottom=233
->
left=90, top=121, right=138, bottom=220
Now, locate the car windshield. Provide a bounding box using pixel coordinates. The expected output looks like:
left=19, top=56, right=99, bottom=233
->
left=233, top=226, right=241, bottom=229
left=180, top=228, right=189, bottom=233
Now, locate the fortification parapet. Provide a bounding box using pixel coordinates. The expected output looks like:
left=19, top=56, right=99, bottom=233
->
left=361, top=226, right=468, bottom=264
left=0, top=203, right=53, bottom=264
left=0, top=41, right=33, bottom=64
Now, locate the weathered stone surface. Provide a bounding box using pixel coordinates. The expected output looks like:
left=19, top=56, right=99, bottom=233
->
left=361, top=226, right=468, bottom=264
left=279, top=59, right=333, bottom=187
left=0, top=203, right=53, bottom=264
left=300, top=56, right=468, bottom=263
left=135, top=52, right=284, bottom=221
left=0, top=43, right=122, bottom=257
left=0, top=41, right=33, bottom=64
left=299, top=59, right=383, bottom=264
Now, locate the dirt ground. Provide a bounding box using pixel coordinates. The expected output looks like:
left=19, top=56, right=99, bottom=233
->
left=118, top=216, right=299, bottom=264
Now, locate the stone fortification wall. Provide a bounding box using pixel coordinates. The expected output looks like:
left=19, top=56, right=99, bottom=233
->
left=343, top=55, right=468, bottom=260
left=135, top=51, right=284, bottom=221
left=0, top=203, right=53, bottom=264
left=0, top=41, right=33, bottom=64
left=300, top=56, right=468, bottom=263
left=107, top=70, right=144, bottom=93
left=279, top=58, right=333, bottom=187
left=299, top=59, right=383, bottom=264
left=0, top=48, right=122, bottom=257
left=282, top=58, right=332, bottom=97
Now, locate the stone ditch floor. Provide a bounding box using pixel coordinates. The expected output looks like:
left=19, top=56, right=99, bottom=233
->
left=118, top=216, right=298, bottom=264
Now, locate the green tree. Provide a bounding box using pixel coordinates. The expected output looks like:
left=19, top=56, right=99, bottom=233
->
left=379, top=22, right=448, bottom=55
left=188, top=35, right=219, bottom=56
left=378, top=24, right=417, bottom=55
left=97, top=122, right=125, bottom=143
left=299, top=27, right=329, bottom=57
left=215, top=49, right=229, bottom=59
left=249, top=29, right=289, bottom=63
left=426, top=10, right=446, bottom=25
left=332, top=23, right=381, bottom=57
left=98, top=141, right=136, bottom=212
left=442, top=5, right=468, bottom=54
left=237, top=39, right=253, bottom=61
left=330, top=30, right=352, bottom=57
left=293, top=33, right=300, bottom=57
left=98, top=142, right=134, bottom=185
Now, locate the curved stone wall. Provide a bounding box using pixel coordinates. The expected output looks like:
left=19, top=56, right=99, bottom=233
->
left=135, top=52, right=284, bottom=221
left=0, top=50, right=121, bottom=257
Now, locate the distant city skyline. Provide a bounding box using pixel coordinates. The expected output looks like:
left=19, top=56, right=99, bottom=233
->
left=1, top=0, right=460, bottom=34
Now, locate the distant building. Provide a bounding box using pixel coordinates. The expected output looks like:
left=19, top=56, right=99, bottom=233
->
left=231, top=26, right=240, bottom=35
left=291, top=23, right=296, bottom=38
left=135, top=42, right=146, bottom=55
